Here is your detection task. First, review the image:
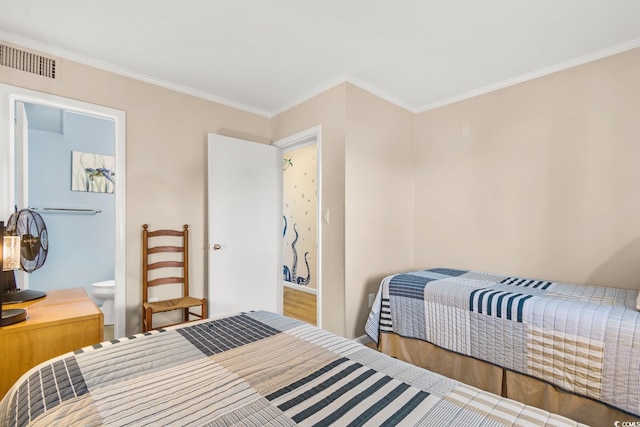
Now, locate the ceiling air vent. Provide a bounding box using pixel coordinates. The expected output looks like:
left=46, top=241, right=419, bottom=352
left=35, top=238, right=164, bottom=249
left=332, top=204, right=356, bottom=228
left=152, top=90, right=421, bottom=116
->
left=0, top=44, right=56, bottom=79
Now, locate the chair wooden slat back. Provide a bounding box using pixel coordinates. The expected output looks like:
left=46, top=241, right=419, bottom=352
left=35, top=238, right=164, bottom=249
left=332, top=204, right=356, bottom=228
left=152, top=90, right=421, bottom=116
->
left=141, top=224, right=207, bottom=332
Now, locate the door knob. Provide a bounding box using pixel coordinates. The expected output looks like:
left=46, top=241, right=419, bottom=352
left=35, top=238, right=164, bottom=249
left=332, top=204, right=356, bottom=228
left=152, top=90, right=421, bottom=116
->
left=213, top=244, right=221, bottom=250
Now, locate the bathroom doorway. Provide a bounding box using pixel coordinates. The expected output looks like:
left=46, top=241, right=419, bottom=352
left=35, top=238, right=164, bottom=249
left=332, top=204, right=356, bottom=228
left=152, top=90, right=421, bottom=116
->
left=274, top=126, right=321, bottom=327
left=0, top=84, right=127, bottom=338
left=21, top=102, right=116, bottom=336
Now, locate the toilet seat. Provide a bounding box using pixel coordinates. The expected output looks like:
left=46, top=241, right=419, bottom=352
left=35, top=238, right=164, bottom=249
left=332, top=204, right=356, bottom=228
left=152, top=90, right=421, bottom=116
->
left=93, top=280, right=115, bottom=289
left=92, top=280, right=115, bottom=296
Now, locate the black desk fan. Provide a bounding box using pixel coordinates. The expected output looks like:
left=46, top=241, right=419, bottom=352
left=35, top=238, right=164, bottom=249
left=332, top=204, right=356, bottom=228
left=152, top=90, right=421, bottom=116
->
left=1, top=208, right=48, bottom=305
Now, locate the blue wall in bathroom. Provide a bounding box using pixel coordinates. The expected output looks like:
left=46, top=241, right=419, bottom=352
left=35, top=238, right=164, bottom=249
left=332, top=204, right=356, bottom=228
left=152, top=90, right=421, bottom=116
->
left=26, top=109, right=115, bottom=296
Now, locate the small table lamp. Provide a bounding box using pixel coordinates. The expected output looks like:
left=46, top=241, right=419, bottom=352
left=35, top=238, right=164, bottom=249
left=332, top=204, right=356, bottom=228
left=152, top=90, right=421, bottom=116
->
left=1, top=221, right=26, bottom=326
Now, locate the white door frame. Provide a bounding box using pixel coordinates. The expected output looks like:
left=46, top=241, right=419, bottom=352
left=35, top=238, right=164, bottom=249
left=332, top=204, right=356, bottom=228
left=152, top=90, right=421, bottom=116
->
left=0, top=83, right=127, bottom=339
left=273, top=125, right=322, bottom=328
left=12, top=102, right=30, bottom=292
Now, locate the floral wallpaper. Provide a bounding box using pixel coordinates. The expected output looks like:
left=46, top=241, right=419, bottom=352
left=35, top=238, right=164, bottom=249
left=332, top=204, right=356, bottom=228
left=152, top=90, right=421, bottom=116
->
left=282, top=144, right=317, bottom=289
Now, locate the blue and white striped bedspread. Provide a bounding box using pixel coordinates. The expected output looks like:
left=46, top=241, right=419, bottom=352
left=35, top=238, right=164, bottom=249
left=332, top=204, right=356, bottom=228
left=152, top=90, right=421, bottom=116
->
left=1, top=310, right=585, bottom=426
left=365, top=268, right=640, bottom=417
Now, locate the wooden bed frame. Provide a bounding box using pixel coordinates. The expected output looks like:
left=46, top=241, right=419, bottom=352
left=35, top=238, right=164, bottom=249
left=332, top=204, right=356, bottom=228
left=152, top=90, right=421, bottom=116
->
left=379, top=332, right=640, bottom=426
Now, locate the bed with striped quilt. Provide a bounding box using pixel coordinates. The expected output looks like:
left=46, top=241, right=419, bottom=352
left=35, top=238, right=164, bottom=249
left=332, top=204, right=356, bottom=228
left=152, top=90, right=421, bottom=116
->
left=0, top=310, right=584, bottom=426
left=365, top=268, right=640, bottom=419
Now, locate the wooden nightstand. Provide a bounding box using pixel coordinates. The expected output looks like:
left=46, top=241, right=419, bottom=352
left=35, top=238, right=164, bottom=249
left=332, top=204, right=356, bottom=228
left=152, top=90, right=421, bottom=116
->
left=0, top=288, right=104, bottom=399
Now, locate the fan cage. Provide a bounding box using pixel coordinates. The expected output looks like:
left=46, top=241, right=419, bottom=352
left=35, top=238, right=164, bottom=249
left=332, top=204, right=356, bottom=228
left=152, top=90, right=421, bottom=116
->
left=5, top=209, right=48, bottom=273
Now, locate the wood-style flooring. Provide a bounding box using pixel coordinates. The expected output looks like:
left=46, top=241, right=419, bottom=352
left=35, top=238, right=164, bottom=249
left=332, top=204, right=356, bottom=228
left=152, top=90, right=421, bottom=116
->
left=283, top=286, right=317, bottom=326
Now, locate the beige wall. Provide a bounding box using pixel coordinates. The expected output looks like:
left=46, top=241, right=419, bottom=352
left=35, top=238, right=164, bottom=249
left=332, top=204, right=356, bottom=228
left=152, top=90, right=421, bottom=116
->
left=277, top=48, right=640, bottom=339
left=4, top=38, right=638, bottom=338
left=0, top=40, right=270, bottom=334
left=344, top=84, right=414, bottom=338
left=273, top=84, right=415, bottom=338
left=414, top=47, right=640, bottom=290
left=272, top=83, right=347, bottom=336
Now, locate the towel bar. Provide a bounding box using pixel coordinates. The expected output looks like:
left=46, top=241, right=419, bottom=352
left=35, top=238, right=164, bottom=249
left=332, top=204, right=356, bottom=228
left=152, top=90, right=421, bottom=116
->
left=28, top=207, right=102, bottom=214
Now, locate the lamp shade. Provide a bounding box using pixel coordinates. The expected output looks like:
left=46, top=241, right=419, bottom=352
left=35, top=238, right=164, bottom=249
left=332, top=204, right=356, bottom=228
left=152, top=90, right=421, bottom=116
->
left=0, top=220, right=28, bottom=326
left=2, top=235, right=20, bottom=271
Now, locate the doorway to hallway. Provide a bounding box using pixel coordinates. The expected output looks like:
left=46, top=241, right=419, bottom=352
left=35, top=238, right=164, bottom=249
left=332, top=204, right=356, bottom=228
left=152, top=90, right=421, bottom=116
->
left=274, top=126, right=321, bottom=327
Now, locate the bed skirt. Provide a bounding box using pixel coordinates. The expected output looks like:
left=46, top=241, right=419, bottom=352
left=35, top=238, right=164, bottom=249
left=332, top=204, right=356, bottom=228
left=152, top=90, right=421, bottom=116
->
left=379, top=332, right=640, bottom=426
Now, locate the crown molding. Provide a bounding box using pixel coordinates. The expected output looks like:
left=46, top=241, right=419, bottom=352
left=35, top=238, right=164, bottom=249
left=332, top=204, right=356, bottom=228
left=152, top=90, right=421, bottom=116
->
left=270, top=74, right=416, bottom=118
left=345, top=76, right=415, bottom=113
left=268, top=75, right=349, bottom=117
left=416, top=38, right=640, bottom=113
left=3, top=30, right=639, bottom=119
left=0, top=31, right=271, bottom=118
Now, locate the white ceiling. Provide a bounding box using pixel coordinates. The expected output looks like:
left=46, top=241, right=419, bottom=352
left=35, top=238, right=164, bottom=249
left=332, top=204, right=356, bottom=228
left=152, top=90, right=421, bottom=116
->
left=1, top=0, right=639, bottom=117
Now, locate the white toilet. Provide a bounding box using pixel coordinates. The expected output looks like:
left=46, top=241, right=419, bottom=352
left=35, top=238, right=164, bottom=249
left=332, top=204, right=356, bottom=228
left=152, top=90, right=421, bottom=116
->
left=91, top=280, right=115, bottom=325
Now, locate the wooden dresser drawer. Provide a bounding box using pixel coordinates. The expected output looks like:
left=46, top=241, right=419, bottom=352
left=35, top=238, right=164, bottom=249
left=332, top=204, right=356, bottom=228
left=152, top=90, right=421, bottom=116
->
left=0, top=288, right=103, bottom=399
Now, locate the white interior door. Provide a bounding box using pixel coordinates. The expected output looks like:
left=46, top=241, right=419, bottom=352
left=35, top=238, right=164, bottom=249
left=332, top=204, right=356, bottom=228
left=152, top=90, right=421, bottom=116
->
left=207, top=134, right=280, bottom=317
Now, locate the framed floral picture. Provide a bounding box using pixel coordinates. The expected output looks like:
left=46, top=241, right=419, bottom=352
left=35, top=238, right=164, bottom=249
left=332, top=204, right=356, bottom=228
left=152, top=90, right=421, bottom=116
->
left=71, top=151, right=115, bottom=194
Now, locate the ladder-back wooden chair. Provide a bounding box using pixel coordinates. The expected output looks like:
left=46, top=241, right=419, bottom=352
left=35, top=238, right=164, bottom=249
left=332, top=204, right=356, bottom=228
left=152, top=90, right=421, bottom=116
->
left=142, top=224, right=207, bottom=332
